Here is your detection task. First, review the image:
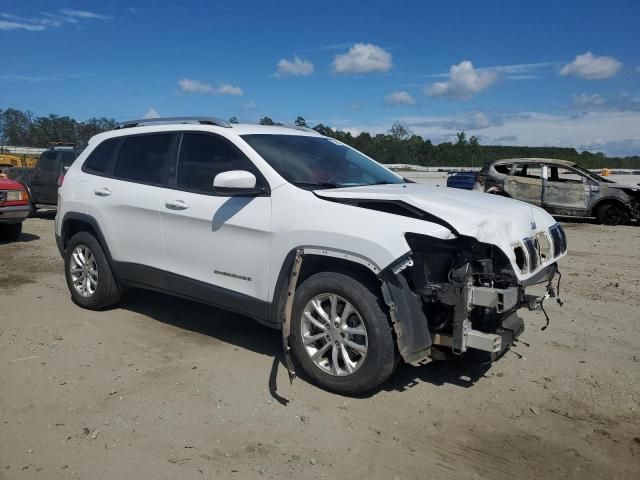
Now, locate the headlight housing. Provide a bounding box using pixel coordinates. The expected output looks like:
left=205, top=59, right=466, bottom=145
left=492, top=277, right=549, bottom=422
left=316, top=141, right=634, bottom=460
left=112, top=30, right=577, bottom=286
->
left=2, top=190, right=29, bottom=202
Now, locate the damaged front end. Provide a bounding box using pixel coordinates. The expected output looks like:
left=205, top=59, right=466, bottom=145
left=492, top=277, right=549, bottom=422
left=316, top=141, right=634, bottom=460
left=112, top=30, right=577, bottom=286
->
left=381, top=232, right=563, bottom=364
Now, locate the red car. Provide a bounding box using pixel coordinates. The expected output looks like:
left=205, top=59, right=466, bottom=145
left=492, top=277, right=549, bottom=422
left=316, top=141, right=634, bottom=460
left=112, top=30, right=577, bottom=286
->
left=0, top=178, right=30, bottom=241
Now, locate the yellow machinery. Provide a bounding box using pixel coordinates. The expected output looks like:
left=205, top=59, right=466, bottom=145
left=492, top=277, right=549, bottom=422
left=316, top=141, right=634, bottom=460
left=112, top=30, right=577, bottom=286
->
left=0, top=154, right=38, bottom=168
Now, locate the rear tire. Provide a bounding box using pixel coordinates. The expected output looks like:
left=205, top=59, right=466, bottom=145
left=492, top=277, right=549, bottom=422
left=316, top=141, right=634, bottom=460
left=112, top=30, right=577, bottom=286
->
left=290, top=271, right=397, bottom=395
left=0, top=222, right=22, bottom=241
left=64, top=231, right=122, bottom=309
left=596, top=203, right=627, bottom=226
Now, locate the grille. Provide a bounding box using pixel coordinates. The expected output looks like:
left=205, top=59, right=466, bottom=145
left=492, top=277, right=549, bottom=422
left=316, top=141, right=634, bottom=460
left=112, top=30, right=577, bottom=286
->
left=523, top=238, right=539, bottom=271
left=549, top=224, right=567, bottom=257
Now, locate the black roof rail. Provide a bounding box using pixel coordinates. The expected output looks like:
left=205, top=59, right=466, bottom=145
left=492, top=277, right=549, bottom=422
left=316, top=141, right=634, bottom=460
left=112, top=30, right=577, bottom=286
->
left=114, top=116, right=232, bottom=130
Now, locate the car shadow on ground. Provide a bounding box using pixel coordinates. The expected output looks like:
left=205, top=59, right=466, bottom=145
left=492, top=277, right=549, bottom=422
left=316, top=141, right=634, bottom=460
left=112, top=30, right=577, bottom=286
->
left=0, top=232, right=40, bottom=244
left=119, top=289, right=493, bottom=402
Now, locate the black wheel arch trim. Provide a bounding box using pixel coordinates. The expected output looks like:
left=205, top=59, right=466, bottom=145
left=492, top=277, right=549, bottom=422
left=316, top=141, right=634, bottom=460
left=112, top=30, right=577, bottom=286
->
left=267, top=246, right=431, bottom=363
left=60, top=212, right=114, bottom=261
left=590, top=196, right=631, bottom=217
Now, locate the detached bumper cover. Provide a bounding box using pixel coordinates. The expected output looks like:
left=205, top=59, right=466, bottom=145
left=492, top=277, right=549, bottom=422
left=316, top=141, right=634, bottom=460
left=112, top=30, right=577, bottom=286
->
left=0, top=204, right=30, bottom=223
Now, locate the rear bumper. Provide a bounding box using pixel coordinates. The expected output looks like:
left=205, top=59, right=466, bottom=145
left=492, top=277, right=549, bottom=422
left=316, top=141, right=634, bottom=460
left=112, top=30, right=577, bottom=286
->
left=0, top=204, right=30, bottom=223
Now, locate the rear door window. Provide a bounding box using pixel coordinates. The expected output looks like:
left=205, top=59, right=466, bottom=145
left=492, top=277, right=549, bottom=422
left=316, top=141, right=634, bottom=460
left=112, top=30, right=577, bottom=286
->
left=512, top=164, right=542, bottom=179
left=113, top=134, right=173, bottom=185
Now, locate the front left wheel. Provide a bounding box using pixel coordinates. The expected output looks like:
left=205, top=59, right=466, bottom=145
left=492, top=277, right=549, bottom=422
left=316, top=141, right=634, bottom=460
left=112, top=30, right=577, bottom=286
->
left=64, top=231, right=122, bottom=310
left=290, top=271, right=397, bottom=395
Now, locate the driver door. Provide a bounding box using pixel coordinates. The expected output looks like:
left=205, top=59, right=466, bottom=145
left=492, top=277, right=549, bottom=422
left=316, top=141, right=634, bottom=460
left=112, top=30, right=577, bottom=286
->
left=159, top=132, right=272, bottom=313
left=543, top=165, right=590, bottom=214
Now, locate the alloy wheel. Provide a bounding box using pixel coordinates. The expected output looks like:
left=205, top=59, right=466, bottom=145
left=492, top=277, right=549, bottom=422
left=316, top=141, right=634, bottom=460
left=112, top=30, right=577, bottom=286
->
left=300, top=293, right=368, bottom=376
left=70, top=244, right=99, bottom=297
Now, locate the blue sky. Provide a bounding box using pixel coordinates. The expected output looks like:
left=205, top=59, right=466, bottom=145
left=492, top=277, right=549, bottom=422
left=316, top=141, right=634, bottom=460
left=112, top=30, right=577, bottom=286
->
left=1, top=0, right=640, bottom=155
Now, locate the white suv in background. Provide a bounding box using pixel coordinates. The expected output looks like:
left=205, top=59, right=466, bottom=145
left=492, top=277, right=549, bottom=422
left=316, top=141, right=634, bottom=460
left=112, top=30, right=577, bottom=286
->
left=55, top=117, right=566, bottom=394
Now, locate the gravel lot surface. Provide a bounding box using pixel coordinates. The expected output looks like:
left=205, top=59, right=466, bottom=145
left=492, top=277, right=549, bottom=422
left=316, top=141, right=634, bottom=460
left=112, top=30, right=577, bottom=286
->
left=1, top=211, right=639, bottom=479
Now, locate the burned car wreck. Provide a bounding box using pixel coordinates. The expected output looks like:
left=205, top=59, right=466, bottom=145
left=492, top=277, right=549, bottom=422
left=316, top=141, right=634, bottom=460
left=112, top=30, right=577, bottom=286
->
left=478, top=158, right=640, bottom=225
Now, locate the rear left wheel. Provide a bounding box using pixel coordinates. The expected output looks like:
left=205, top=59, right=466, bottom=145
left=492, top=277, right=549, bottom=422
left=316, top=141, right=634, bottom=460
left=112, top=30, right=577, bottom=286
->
left=64, top=231, right=122, bottom=309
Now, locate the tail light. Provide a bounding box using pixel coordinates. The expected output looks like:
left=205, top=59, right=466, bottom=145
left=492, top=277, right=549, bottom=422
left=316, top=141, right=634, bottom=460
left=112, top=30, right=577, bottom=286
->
left=57, top=173, right=65, bottom=187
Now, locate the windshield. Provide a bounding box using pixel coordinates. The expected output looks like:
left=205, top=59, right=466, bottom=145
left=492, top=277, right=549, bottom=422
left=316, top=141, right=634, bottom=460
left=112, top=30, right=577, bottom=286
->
left=241, top=134, right=404, bottom=188
left=572, top=164, right=611, bottom=183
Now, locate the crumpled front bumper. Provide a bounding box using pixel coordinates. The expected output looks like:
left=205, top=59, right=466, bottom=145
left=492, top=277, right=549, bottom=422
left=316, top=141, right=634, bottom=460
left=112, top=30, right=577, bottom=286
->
left=380, top=259, right=561, bottom=364
left=0, top=205, right=30, bottom=223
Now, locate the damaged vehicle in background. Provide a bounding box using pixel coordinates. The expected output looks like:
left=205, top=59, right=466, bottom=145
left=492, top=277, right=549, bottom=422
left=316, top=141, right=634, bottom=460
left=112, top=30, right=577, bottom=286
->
left=0, top=177, right=30, bottom=241
left=477, top=158, right=640, bottom=225
left=56, top=117, right=567, bottom=394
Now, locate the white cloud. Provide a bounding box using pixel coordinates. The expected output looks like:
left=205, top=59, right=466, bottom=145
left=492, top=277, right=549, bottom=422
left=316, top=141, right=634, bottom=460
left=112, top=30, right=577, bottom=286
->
left=144, top=108, right=159, bottom=119
left=426, top=61, right=497, bottom=100
left=58, top=9, right=112, bottom=20
left=560, top=52, right=622, bottom=80
left=0, top=73, right=81, bottom=82
left=177, top=78, right=243, bottom=96
left=422, top=62, right=556, bottom=82
left=384, top=91, right=416, bottom=106
left=573, top=93, right=606, bottom=107
left=0, top=20, right=45, bottom=31
left=333, top=43, right=392, bottom=74
left=275, top=56, right=314, bottom=77
left=216, top=84, right=243, bottom=96
left=0, top=9, right=111, bottom=31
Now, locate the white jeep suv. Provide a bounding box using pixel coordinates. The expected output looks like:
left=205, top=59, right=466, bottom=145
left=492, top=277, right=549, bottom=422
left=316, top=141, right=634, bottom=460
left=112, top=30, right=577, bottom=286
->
left=55, top=117, right=566, bottom=394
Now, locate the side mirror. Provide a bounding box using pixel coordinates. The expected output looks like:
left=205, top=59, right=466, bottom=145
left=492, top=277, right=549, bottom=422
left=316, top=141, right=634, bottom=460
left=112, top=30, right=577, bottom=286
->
left=213, top=170, right=264, bottom=195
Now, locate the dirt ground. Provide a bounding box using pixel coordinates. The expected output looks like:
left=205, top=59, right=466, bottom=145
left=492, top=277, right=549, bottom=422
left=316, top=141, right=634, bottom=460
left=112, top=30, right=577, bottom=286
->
left=1, top=212, right=639, bottom=480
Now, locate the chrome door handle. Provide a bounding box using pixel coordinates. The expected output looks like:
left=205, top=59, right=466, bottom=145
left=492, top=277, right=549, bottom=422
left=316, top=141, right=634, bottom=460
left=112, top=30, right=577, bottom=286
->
left=165, top=200, right=189, bottom=210
left=94, top=187, right=112, bottom=197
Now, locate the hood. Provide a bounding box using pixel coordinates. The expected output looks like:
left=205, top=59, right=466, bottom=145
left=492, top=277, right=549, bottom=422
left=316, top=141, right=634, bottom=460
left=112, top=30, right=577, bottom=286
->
left=315, top=183, right=557, bottom=247
left=605, top=181, right=639, bottom=192
left=0, top=178, right=24, bottom=190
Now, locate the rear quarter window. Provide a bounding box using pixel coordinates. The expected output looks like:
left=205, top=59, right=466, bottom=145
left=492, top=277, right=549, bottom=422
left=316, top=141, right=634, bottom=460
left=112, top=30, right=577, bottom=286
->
left=83, top=139, right=119, bottom=175
left=493, top=164, right=512, bottom=174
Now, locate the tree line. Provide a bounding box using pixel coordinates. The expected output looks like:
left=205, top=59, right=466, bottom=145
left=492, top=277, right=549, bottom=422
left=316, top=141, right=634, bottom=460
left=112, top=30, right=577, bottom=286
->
left=2, top=108, right=638, bottom=169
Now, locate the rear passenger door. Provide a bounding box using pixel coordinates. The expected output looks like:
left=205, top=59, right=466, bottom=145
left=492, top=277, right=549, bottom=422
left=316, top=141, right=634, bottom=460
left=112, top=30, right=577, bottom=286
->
left=159, top=132, right=272, bottom=315
left=504, top=164, right=543, bottom=205
left=84, top=133, right=177, bottom=286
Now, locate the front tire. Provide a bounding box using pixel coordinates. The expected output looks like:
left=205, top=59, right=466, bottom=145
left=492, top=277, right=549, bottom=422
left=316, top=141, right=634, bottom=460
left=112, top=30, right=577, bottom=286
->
left=596, top=203, right=627, bottom=226
left=290, top=272, right=397, bottom=395
left=64, top=231, right=122, bottom=309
